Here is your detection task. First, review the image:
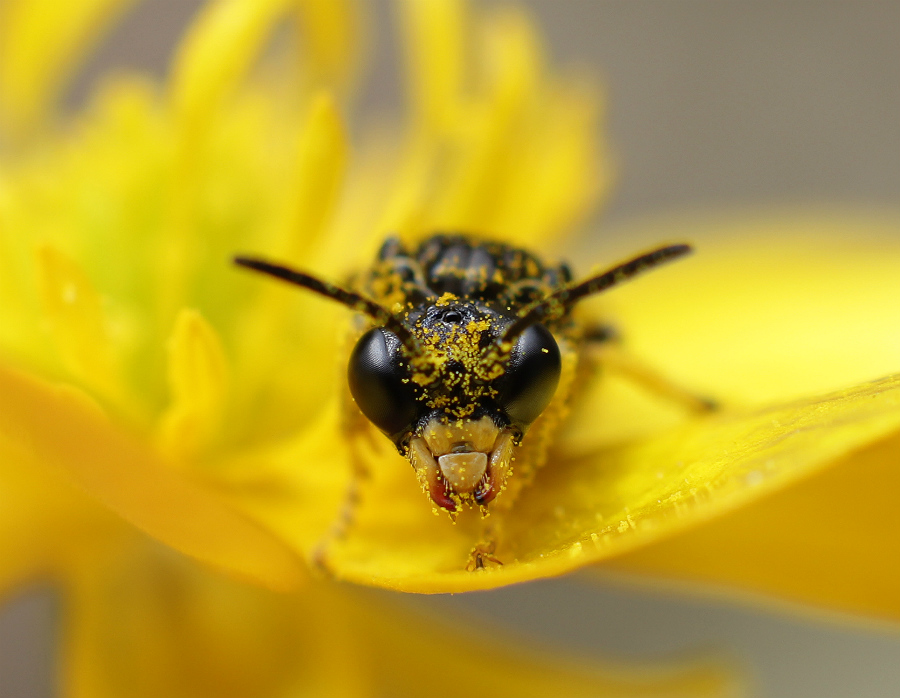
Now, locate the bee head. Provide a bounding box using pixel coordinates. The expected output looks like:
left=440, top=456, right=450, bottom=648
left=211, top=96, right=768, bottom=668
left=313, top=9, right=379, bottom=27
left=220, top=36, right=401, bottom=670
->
left=347, top=300, right=562, bottom=511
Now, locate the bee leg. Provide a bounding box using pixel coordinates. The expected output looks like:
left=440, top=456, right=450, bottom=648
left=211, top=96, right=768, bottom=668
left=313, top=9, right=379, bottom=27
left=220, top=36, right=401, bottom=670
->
left=312, top=397, right=377, bottom=575
left=466, top=520, right=504, bottom=571
left=311, top=454, right=370, bottom=576
left=466, top=539, right=503, bottom=571
left=584, top=323, right=718, bottom=413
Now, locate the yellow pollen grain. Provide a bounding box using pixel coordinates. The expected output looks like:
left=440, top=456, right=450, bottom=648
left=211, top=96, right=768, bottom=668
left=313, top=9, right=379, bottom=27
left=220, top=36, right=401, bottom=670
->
left=435, top=292, right=458, bottom=306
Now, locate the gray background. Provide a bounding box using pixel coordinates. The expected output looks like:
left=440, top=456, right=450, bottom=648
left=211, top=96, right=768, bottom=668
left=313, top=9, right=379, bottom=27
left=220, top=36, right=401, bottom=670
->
left=2, top=2, right=899, bottom=697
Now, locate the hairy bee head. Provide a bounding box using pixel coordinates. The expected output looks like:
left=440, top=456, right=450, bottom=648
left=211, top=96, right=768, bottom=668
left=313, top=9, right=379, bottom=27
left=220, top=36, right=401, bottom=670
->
left=347, top=297, right=562, bottom=511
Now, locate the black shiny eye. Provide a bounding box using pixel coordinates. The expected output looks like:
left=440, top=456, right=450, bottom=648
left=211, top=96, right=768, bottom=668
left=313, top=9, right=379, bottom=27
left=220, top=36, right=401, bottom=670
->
left=348, top=328, right=419, bottom=438
left=496, top=323, right=561, bottom=429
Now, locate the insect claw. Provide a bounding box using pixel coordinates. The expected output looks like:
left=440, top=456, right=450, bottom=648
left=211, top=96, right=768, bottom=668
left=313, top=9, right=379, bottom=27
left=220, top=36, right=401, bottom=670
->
left=466, top=543, right=503, bottom=571
left=310, top=543, right=336, bottom=579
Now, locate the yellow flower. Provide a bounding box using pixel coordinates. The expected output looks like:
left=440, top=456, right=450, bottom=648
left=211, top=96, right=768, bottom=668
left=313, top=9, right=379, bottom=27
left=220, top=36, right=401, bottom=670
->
left=0, top=0, right=745, bottom=695
left=1, top=9, right=899, bottom=698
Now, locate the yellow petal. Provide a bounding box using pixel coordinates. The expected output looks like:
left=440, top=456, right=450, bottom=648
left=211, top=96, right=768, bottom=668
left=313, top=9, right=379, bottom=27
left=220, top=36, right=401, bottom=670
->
left=218, top=98, right=348, bottom=442
left=0, top=362, right=305, bottom=591
left=564, top=214, right=900, bottom=452
left=0, top=436, right=114, bottom=598
left=488, top=82, right=606, bottom=249
left=371, top=128, right=439, bottom=239
left=230, top=131, right=351, bottom=442
left=63, top=543, right=365, bottom=698
left=37, top=245, right=122, bottom=403
left=162, top=0, right=295, bottom=314
left=606, top=430, right=900, bottom=622
left=158, top=309, right=229, bottom=462
left=168, top=0, right=293, bottom=139
left=372, top=0, right=466, bottom=237
left=320, top=375, right=900, bottom=592
left=0, top=0, right=137, bottom=133
left=396, top=0, right=465, bottom=135
left=381, top=3, right=604, bottom=249
left=61, top=538, right=738, bottom=698
left=294, top=0, right=362, bottom=92
left=426, top=7, right=544, bottom=235
left=0, top=185, right=45, bottom=363
left=211, top=399, right=350, bottom=559
left=281, top=92, right=349, bottom=266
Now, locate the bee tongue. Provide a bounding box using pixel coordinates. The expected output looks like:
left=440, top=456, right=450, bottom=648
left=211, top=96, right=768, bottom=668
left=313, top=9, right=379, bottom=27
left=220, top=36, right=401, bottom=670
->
left=437, top=452, right=488, bottom=492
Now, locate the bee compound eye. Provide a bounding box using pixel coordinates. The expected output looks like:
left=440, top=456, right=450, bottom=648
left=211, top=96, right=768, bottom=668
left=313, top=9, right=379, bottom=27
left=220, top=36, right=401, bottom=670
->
left=348, top=328, right=419, bottom=437
left=496, top=323, right=562, bottom=429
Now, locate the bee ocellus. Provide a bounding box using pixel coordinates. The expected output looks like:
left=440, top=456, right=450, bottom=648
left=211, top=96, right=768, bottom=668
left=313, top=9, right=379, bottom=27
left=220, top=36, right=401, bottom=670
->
left=235, top=234, right=700, bottom=567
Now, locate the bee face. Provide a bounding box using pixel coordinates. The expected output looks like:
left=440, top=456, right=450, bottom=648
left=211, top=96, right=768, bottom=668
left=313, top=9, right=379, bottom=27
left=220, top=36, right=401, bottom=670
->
left=235, top=234, right=690, bottom=515
left=347, top=300, right=563, bottom=511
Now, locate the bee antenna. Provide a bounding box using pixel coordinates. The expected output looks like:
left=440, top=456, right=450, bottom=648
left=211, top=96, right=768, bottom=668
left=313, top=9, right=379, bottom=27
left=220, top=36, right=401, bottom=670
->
left=234, top=256, right=420, bottom=352
left=498, top=244, right=693, bottom=346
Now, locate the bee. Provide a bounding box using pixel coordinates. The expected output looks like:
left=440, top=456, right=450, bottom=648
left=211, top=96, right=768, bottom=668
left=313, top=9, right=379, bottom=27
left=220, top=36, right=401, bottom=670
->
left=235, top=235, right=703, bottom=569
